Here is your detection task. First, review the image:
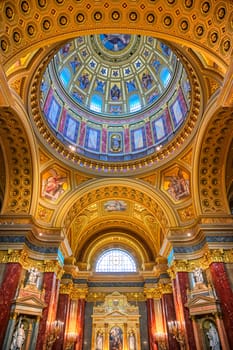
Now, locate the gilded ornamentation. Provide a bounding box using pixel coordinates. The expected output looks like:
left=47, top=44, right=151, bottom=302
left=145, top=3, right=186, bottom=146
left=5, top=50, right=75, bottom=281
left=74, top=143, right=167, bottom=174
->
left=144, top=286, right=162, bottom=299
left=1, top=249, right=28, bottom=264
left=159, top=283, right=173, bottom=295
left=224, top=250, right=233, bottom=263
left=199, top=109, right=233, bottom=214
left=59, top=283, right=73, bottom=295
left=207, top=78, right=220, bottom=96
left=0, top=0, right=232, bottom=69
left=9, top=78, right=23, bottom=95
left=0, top=111, right=32, bottom=214
left=29, top=29, right=201, bottom=175
left=144, top=283, right=172, bottom=299
left=70, top=287, right=88, bottom=300
left=44, top=260, right=64, bottom=278
left=167, top=249, right=233, bottom=278
left=178, top=205, right=194, bottom=221
left=36, top=204, right=54, bottom=223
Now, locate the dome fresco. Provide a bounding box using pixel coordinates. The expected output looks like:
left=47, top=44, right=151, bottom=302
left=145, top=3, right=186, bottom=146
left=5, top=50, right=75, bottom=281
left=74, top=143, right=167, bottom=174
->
left=40, top=34, right=191, bottom=162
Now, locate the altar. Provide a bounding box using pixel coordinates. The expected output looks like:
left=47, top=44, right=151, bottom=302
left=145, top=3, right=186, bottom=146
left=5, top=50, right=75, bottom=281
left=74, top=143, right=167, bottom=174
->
left=92, top=292, right=141, bottom=350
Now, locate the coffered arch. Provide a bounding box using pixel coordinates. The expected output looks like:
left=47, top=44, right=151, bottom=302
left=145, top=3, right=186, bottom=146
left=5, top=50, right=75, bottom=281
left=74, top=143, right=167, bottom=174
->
left=55, top=177, right=178, bottom=230
left=192, top=77, right=233, bottom=215
left=0, top=80, right=39, bottom=215
left=0, top=0, right=232, bottom=69
left=70, top=212, right=162, bottom=263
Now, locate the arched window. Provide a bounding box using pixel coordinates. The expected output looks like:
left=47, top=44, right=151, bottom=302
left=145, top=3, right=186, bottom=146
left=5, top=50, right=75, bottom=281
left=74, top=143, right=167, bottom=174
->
left=90, top=94, right=103, bottom=112
left=160, top=67, right=171, bottom=87
left=129, top=94, right=141, bottom=113
left=96, top=249, right=137, bottom=272
left=59, top=67, right=71, bottom=87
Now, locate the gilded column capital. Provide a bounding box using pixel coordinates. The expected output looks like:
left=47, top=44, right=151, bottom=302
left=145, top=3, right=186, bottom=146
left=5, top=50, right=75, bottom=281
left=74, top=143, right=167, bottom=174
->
left=1, top=249, right=28, bottom=265
left=43, top=259, right=64, bottom=278
left=59, top=282, right=73, bottom=295
left=203, top=249, right=225, bottom=264
left=144, top=287, right=162, bottom=299
left=224, top=249, right=233, bottom=263
left=166, top=249, right=233, bottom=279
left=70, top=287, right=88, bottom=300
left=158, top=283, right=173, bottom=295
left=167, top=259, right=189, bottom=278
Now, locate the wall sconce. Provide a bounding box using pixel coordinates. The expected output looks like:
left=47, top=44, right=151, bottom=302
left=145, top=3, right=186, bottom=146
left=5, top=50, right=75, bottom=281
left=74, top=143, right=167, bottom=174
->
left=46, top=320, right=64, bottom=350
left=65, top=332, right=78, bottom=350
left=167, top=321, right=185, bottom=350
left=156, top=332, right=167, bottom=350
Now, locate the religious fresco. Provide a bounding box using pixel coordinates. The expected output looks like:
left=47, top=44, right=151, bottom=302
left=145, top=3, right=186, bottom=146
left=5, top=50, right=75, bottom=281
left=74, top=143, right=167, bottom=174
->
left=41, top=166, right=69, bottom=202
left=104, top=200, right=127, bottom=212
left=100, top=34, right=131, bottom=52
left=162, top=166, right=190, bottom=201
left=109, top=133, right=122, bottom=153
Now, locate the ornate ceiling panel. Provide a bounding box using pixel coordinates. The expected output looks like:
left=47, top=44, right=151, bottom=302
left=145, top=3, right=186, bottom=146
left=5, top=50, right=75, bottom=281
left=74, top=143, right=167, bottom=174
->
left=0, top=1, right=232, bottom=67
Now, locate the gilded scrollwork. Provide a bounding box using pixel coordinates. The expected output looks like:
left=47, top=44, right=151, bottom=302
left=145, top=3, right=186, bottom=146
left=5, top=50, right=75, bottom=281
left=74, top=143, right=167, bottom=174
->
left=167, top=249, right=233, bottom=278
left=44, top=260, right=64, bottom=278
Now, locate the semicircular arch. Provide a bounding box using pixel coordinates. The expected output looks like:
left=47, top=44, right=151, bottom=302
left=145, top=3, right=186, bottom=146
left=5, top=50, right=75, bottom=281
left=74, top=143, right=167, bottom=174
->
left=192, top=94, right=233, bottom=215
left=0, top=90, right=39, bottom=215
left=0, top=1, right=232, bottom=70
left=54, top=178, right=179, bottom=231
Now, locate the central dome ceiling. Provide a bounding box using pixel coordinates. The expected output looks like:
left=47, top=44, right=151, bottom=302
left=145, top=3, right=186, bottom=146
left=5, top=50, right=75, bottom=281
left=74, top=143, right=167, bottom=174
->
left=40, top=34, right=191, bottom=163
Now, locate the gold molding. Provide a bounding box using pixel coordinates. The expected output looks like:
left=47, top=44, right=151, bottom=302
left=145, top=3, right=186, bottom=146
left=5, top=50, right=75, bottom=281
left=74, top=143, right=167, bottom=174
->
left=144, top=282, right=172, bottom=299
left=167, top=249, right=233, bottom=278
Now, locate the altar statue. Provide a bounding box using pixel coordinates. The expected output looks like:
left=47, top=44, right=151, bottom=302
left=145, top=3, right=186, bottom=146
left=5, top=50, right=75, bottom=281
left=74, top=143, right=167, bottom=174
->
left=10, top=322, right=25, bottom=350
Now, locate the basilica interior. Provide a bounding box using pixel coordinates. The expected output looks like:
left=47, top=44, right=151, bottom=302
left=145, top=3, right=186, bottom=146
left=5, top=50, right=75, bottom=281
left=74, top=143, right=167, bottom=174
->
left=0, top=1, right=233, bottom=350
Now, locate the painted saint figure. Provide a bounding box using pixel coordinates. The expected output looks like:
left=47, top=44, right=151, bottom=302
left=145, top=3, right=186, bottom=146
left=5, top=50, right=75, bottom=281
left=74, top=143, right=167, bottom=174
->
left=111, top=84, right=121, bottom=100
left=109, top=326, right=123, bottom=350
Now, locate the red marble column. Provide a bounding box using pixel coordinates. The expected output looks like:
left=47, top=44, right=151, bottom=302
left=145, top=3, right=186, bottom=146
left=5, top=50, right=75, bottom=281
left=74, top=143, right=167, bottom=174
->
left=0, top=263, right=22, bottom=348
left=35, top=272, right=58, bottom=350
left=173, top=272, right=197, bottom=350
left=210, top=262, right=233, bottom=349
left=75, top=298, right=86, bottom=350
left=161, top=293, right=179, bottom=350
left=53, top=293, right=71, bottom=350
left=147, top=298, right=158, bottom=350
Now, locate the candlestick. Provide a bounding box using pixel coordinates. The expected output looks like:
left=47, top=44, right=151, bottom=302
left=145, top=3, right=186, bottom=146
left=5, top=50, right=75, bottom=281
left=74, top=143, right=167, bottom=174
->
left=65, top=332, right=78, bottom=350
left=156, top=332, right=167, bottom=350
left=46, top=320, right=64, bottom=350
left=167, top=320, right=185, bottom=350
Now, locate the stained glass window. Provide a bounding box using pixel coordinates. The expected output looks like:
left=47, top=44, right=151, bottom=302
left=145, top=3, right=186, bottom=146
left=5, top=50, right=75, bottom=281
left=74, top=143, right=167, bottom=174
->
left=96, top=249, right=137, bottom=272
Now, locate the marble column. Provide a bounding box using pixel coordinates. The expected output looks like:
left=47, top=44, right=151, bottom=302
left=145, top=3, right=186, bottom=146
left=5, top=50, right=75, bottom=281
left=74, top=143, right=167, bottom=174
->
left=35, top=272, right=59, bottom=350
left=147, top=298, right=158, bottom=350
left=0, top=262, right=22, bottom=348
left=209, top=262, right=233, bottom=349
left=161, top=293, right=179, bottom=350
left=173, top=272, right=197, bottom=350
left=75, top=298, right=86, bottom=350
left=53, top=293, right=71, bottom=350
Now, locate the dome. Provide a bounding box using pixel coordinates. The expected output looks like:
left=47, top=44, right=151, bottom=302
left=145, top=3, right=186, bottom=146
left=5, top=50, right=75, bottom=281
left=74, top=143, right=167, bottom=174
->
left=40, top=34, right=191, bottom=163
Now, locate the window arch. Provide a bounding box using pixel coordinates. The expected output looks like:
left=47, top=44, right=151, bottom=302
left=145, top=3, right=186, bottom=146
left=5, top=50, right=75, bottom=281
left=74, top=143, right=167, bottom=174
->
left=95, top=249, right=137, bottom=272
